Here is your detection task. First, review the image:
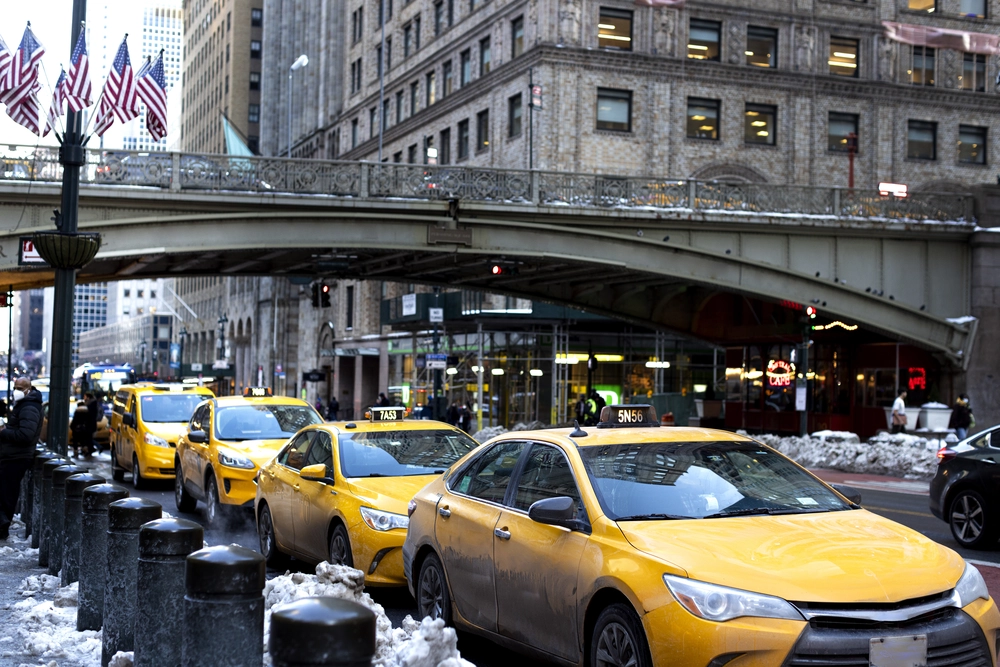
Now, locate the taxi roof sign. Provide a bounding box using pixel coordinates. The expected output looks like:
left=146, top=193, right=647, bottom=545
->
left=597, top=404, right=660, bottom=429
left=369, top=407, right=405, bottom=422
left=243, top=386, right=273, bottom=398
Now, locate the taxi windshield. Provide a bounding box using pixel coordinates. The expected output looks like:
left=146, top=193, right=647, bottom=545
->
left=139, top=394, right=206, bottom=423
left=215, top=404, right=322, bottom=441
left=579, top=441, right=851, bottom=520
left=337, top=429, right=478, bottom=478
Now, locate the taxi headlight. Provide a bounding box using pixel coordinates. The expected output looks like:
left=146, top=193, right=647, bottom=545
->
left=217, top=448, right=255, bottom=470
left=663, top=574, right=804, bottom=622
left=144, top=433, right=170, bottom=448
left=360, top=506, right=409, bottom=532
left=953, top=563, right=990, bottom=607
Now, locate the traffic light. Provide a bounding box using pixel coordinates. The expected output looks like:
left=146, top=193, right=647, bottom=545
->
left=311, top=283, right=320, bottom=307
left=491, top=265, right=504, bottom=275
left=805, top=306, right=817, bottom=319
left=320, top=283, right=331, bottom=308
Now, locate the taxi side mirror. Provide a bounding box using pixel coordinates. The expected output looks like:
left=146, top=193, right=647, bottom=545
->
left=300, top=463, right=334, bottom=485
left=188, top=430, right=208, bottom=444
left=122, top=413, right=136, bottom=428
left=528, top=496, right=586, bottom=532
left=831, top=483, right=862, bottom=506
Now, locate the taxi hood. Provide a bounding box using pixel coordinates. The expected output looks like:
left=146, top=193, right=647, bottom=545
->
left=346, top=475, right=442, bottom=516
left=617, top=509, right=965, bottom=604
left=218, top=438, right=290, bottom=466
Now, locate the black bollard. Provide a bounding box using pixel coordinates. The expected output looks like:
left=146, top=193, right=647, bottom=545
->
left=270, top=597, right=377, bottom=667
left=101, top=497, right=162, bottom=667
left=21, top=447, right=45, bottom=538
left=134, top=518, right=204, bottom=667
left=78, top=484, right=129, bottom=632
left=48, top=464, right=88, bottom=576
left=31, top=452, right=60, bottom=548
left=61, top=473, right=105, bottom=586
left=38, top=457, right=71, bottom=567
left=182, top=545, right=266, bottom=667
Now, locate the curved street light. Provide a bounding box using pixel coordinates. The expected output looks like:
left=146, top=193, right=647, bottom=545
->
left=288, top=54, right=309, bottom=159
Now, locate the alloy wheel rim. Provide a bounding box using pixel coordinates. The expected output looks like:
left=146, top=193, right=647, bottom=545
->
left=419, top=565, right=444, bottom=619
left=207, top=479, right=217, bottom=523
left=596, top=621, right=638, bottom=667
left=330, top=533, right=348, bottom=565
left=174, top=470, right=183, bottom=505
left=953, top=494, right=984, bottom=543
left=260, top=509, right=274, bottom=556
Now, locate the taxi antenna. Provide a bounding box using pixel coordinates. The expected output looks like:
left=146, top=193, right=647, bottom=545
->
left=569, top=420, right=588, bottom=438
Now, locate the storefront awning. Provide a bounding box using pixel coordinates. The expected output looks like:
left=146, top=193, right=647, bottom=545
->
left=882, top=20, right=1000, bottom=55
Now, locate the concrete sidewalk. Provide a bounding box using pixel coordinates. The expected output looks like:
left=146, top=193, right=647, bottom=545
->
left=810, top=468, right=931, bottom=496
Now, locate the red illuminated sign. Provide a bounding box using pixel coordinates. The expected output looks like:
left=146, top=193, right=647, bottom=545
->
left=766, top=360, right=794, bottom=388
left=908, top=367, right=926, bottom=391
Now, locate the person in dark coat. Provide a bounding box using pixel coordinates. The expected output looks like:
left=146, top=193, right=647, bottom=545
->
left=84, top=391, right=100, bottom=453
left=376, top=392, right=391, bottom=407
left=0, top=378, right=43, bottom=539
left=70, top=401, right=91, bottom=458
left=949, top=395, right=973, bottom=441
left=326, top=396, right=340, bottom=421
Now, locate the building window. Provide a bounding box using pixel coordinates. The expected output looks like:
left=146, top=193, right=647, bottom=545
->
left=434, top=0, right=443, bottom=33
left=404, top=23, right=413, bottom=57
left=138, top=289, right=144, bottom=298
left=508, top=93, right=522, bottom=137
left=910, top=46, right=935, bottom=86
left=410, top=80, right=419, bottom=115
left=123, top=289, right=131, bottom=297
left=440, top=128, right=451, bottom=164
left=426, top=71, right=436, bottom=105
left=415, top=16, right=421, bottom=49
left=396, top=90, right=404, bottom=122
left=962, top=52, right=986, bottom=92
left=443, top=61, right=453, bottom=96
left=907, top=0, right=935, bottom=11
left=248, top=104, right=260, bottom=123
left=251, top=8, right=262, bottom=26
left=249, top=72, right=260, bottom=90
left=383, top=98, right=390, bottom=129
left=480, top=36, right=491, bottom=74
left=407, top=144, right=418, bottom=163
left=829, top=37, right=858, bottom=77
left=686, top=97, right=719, bottom=140
left=596, top=88, right=631, bottom=132
left=476, top=109, right=490, bottom=151
left=961, top=0, right=986, bottom=17
left=828, top=112, right=859, bottom=152
left=351, top=58, right=363, bottom=94
left=448, top=0, right=454, bottom=26
left=248, top=136, right=259, bottom=153
left=460, top=49, right=471, bottom=86
left=458, top=119, right=470, bottom=159
left=512, top=16, right=524, bottom=58
left=746, top=26, right=777, bottom=68
left=369, top=107, right=377, bottom=138
left=423, top=135, right=435, bottom=163
left=688, top=19, right=720, bottom=60
left=352, top=7, right=364, bottom=42
left=351, top=118, right=359, bottom=148
left=386, top=37, right=393, bottom=70
left=744, top=104, right=776, bottom=145
left=377, top=0, right=393, bottom=26
left=907, top=120, right=936, bottom=160
left=250, top=40, right=262, bottom=58
left=346, top=285, right=355, bottom=330
left=598, top=8, right=632, bottom=51
left=959, top=125, right=987, bottom=164
left=393, top=151, right=402, bottom=162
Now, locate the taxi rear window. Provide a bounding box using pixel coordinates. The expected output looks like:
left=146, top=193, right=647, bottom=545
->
left=337, top=429, right=477, bottom=478
left=215, top=404, right=322, bottom=440
left=579, top=441, right=850, bottom=520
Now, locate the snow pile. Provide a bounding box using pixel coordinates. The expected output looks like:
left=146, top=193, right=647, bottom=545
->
left=5, top=581, right=103, bottom=665
left=751, top=431, right=941, bottom=479
left=511, top=420, right=546, bottom=432
left=921, top=402, right=950, bottom=409
left=471, top=426, right=507, bottom=443
left=263, top=561, right=472, bottom=667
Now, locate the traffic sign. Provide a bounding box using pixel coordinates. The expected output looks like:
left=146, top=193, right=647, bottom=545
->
left=429, top=307, right=443, bottom=323
left=426, top=353, right=448, bottom=370
left=18, top=237, right=46, bottom=266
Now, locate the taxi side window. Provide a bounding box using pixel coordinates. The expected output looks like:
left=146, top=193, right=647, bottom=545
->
left=127, top=397, right=136, bottom=421
left=281, top=432, right=315, bottom=471
left=304, top=432, right=333, bottom=469
left=189, top=405, right=209, bottom=433
left=451, top=441, right=525, bottom=504
left=512, top=444, right=585, bottom=519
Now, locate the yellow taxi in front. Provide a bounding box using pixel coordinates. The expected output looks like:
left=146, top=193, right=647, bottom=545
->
left=255, top=407, right=478, bottom=584
left=403, top=405, right=1000, bottom=667
left=174, top=387, right=323, bottom=526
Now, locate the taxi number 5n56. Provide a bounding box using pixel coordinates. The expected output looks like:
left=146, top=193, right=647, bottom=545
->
left=869, top=635, right=927, bottom=667
left=617, top=409, right=644, bottom=423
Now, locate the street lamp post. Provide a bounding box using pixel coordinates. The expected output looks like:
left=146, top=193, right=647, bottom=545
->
left=217, top=314, right=228, bottom=361
left=287, top=55, right=309, bottom=159
left=179, top=326, right=187, bottom=381
left=140, top=340, right=148, bottom=376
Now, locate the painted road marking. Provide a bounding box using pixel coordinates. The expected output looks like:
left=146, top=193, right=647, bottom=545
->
left=863, top=505, right=933, bottom=518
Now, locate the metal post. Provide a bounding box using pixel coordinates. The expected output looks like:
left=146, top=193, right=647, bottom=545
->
left=61, top=472, right=104, bottom=586
left=432, top=287, right=442, bottom=420
left=550, top=324, right=557, bottom=425
left=270, top=598, right=377, bottom=667
left=287, top=69, right=293, bottom=159
left=38, top=457, right=70, bottom=567
left=6, top=286, right=12, bottom=404
left=528, top=68, right=534, bottom=171
left=477, top=322, right=484, bottom=432
left=377, top=0, right=386, bottom=164
left=178, top=327, right=186, bottom=381
left=78, top=483, right=129, bottom=631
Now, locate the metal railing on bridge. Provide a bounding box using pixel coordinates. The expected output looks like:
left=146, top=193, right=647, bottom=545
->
left=0, top=145, right=976, bottom=223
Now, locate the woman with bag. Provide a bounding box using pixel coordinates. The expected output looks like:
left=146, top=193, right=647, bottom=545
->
left=891, top=390, right=908, bottom=434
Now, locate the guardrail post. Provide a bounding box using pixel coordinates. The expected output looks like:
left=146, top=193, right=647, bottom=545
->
left=270, top=597, right=377, bottom=667
left=833, top=189, right=842, bottom=217
left=170, top=152, right=181, bottom=191
left=182, top=545, right=265, bottom=667
left=530, top=170, right=540, bottom=205
left=688, top=179, right=698, bottom=209
left=62, top=473, right=105, bottom=586
left=48, top=464, right=87, bottom=576
left=135, top=518, right=204, bottom=667
left=24, top=447, right=50, bottom=540
left=102, top=497, right=162, bottom=667
left=38, top=457, right=70, bottom=567
left=78, top=483, right=129, bottom=631
left=359, top=162, right=370, bottom=198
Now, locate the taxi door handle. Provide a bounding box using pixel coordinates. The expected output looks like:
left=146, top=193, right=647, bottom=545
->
left=494, top=527, right=511, bottom=541
left=293, top=484, right=300, bottom=491
left=438, top=507, right=451, bottom=518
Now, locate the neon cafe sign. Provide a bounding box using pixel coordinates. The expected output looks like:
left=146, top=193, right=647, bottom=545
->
left=766, top=360, right=795, bottom=387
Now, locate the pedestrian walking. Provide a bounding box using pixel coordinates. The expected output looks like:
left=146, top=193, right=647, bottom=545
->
left=948, top=395, right=973, bottom=441
left=70, top=401, right=91, bottom=458
left=315, top=399, right=324, bottom=415
left=84, top=392, right=100, bottom=456
left=326, top=396, right=340, bottom=420
left=0, top=377, right=44, bottom=540
left=891, top=389, right=908, bottom=434
left=575, top=394, right=587, bottom=423
left=376, top=392, right=391, bottom=407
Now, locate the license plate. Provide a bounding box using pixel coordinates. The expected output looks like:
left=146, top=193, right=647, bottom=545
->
left=869, top=635, right=927, bottom=667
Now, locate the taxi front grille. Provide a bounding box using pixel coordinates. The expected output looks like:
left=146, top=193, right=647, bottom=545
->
left=782, top=608, right=991, bottom=667
left=159, top=468, right=175, bottom=475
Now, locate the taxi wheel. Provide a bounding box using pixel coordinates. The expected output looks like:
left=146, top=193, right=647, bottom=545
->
left=174, top=460, right=197, bottom=513
left=590, top=604, right=652, bottom=667
left=257, top=504, right=289, bottom=568
left=416, top=553, right=452, bottom=625
left=132, top=454, right=147, bottom=490
left=949, top=490, right=997, bottom=549
left=328, top=524, right=354, bottom=567
left=111, top=449, right=125, bottom=482
left=204, top=474, right=225, bottom=527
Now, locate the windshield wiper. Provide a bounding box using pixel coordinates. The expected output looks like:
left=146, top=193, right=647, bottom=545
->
left=704, top=507, right=827, bottom=519
left=615, top=513, right=690, bottom=521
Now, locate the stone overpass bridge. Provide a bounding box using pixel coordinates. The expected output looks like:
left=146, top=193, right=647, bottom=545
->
left=0, top=146, right=990, bottom=395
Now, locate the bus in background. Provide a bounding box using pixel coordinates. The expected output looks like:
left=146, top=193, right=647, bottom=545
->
left=72, top=364, right=138, bottom=405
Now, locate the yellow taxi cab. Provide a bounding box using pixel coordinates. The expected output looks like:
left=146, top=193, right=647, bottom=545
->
left=109, top=383, right=216, bottom=489
left=254, top=407, right=478, bottom=584
left=403, top=405, right=1000, bottom=667
left=174, top=387, right=323, bottom=526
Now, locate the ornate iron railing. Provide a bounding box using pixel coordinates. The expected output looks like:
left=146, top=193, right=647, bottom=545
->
left=0, top=145, right=976, bottom=223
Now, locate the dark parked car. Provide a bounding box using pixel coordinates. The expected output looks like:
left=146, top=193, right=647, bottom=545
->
left=930, top=425, right=1000, bottom=549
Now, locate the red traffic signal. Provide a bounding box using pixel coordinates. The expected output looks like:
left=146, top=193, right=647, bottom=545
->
left=492, top=265, right=503, bottom=275
left=805, top=306, right=817, bottom=318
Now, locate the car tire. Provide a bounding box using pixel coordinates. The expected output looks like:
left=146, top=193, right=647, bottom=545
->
left=132, top=454, right=147, bottom=490
left=111, top=448, right=125, bottom=482
left=416, top=553, right=452, bottom=625
left=204, top=474, right=224, bottom=527
left=328, top=523, right=354, bottom=567
left=258, top=504, right=289, bottom=569
left=174, top=459, right=197, bottom=513
left=949, top=489, right=997, bottom=549
left=590, top=603, right=652, bottom=667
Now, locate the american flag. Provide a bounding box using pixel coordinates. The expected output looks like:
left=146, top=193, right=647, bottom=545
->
left=92, top=36, right=139, bottom=137
left=137, top=52, right=167, bottom=141
left=65, top=30, right=93, bottom=112
left=7, top=93, right=41, bottom=135
left=43, top=69, right=67, bottom=137
left=0, top=35, right=12, bottom=100
left=1, top=25, right=45, bottom=111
